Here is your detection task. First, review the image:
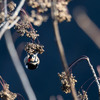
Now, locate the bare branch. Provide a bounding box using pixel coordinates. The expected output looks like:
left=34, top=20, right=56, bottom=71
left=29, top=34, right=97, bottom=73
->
left=0, top=0, right=25, bottom=39
left=8, top=17, right=20, bottom=29
left=4, top=30, right=37, bottom=100
left=51, top=1, right=78, bottom=100
left=11, top=0, right=25, bottom=19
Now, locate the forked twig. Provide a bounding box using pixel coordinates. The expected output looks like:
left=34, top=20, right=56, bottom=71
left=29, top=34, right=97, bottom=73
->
left=0, top=0, right=25, bottom=39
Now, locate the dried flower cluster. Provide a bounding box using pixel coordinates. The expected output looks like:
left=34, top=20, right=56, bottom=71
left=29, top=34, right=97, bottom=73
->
left=25, top=42, right=44, bottom=55
left=7, top=1, right=16, bottom=12
left=15, top=17, right=44, bottom=55
left=77, top=90, right=88, bottom=100
left=0, top=1, right=16, bottom=25
left=58, top=72, right=77, bottom=94
left=14, top=20, right=30, bottom=36
left=14, top=6, right=44, bottom=67
left=0, top=76, right=17, bottom=100
left=27, top=0, right=71, bottom=26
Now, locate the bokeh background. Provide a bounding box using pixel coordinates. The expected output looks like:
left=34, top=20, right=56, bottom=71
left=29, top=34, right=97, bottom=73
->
left=0, top=0, right=100, bottom=100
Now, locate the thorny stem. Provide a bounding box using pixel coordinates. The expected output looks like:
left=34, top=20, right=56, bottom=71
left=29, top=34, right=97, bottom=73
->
left=87, top=58, right=100, bottom=93
left=51, top=1, right=78, bottom=100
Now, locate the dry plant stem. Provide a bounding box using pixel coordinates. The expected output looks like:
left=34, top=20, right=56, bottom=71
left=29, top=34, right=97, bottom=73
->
left=11, top=0, right=26, bottom=19
left=53, top=20, right=78, bottom=100
left=4, top=30, right=37, bottom=100
left=8, top=17, right=20, bottom=29
left=0, top=0, right=25, bottom=39
left=73, top=7, right=100, bottom=49
left=87, top=58, right=100, bottom=92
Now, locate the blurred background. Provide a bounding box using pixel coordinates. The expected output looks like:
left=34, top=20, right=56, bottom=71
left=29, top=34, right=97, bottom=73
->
left=0, top=0, right=100, bottom=100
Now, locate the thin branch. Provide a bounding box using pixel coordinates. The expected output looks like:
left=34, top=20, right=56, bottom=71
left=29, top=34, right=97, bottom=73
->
left=8, top=16, right=20, bottom=29
left=4, top=0, right=7, bottom=19
left=87, top=58, right=100, bottom=92
left=0, top=0, right=25, bottom=39
left=51, top=1, right=78, bottom=100
left=53, top=19, right=78, bottom=100
left=4, top=30, right=37, bottom=100
left=0, top=22, right=9, bottom=39
left=11, top=0, right=26, bottom=19
left=0, top=21, right=6, bottom=28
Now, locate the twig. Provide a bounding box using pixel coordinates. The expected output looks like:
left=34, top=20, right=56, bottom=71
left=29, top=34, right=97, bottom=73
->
left=87, top=58, right=100, bottom=92
left=11, top=0, right=26, bottom=19
left=0, top=21, right=6, bottom=28
left=4, top=30, right=37, bottom=100
left=8, top=16, right=20, bottom=29
left=0, top=0, right=25, bottom=39
left=3, top=0, right=37, bottom=99
left=53, top=19, right=78, bottom=100
left=51, top=1, right=78, bottom=100
left=0, top=22, right=9, bottom=39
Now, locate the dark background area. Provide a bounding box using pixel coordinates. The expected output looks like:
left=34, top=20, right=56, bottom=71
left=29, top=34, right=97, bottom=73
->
left=0, top=0, right=100, bottom=100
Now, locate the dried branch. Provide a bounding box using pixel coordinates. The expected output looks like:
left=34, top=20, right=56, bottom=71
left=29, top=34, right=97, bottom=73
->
left=87, top=58, right=100, bottom=92
left=53, top=20, right=78, bottom=100
left=0, top=0, right=25, bottom=39
left=8, top=17, right=20, bottom=29
left=11, top=0, right=25, bottom=19
left=51, top=1, right=78, bottom=100
left=4, top=30, right=37, bottom=100
left=73, top=7, right=100, bottom=48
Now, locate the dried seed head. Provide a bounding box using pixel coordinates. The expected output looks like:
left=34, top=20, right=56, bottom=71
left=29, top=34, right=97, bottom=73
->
left=28, top=0, right=71, bottom=22
left=15, top=20, right=30, bottom=36
left=8, top=1, right=16, bottom=12
left=25, top=42, right=44, bottom=55
left=0, top=76, right=17, bottom=100
left=30, top=10, right=48, bottom=26
left=0, top=12, right=4, bottom=24
left=58, top=72, right=77, bottom=94
left=77, top=90, right=88, bottom=100
left=26, top=30, right=39, bottom=40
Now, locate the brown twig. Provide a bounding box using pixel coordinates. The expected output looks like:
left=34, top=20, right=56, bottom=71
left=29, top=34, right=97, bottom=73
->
left=52, top=19, right=78, bottom=100
left=51, top=1, right=78, bottom=99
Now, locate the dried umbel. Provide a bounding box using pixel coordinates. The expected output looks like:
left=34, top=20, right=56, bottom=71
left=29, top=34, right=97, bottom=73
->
left=28, top=0, right=71, bottom=25
left=7, top=1, right=16, bottom=12
left=15, top=20, right=30, bottom=36
left=0, top=76, right=17, bottom=100
left=25, top=42, right=44, bottom=55
left=0, top=12, right=4, bottom=24
left=58, top=72, right=77, bottom=94
left=0, top=1, right=16, bottom=24
left=30, top=10, right=48, bottom=26
left=26, top=30, right=39, bottom=40
left=77, top=90, right=88, bottom=100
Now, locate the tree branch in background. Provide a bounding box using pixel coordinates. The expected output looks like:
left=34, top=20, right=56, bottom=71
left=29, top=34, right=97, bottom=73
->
left=0, top=0, right=25, bottom=39
left=73, top=7, right=100, bottom=48
left=4, top=30, right=37, bottom=100
left=51, top=1, right=78, bottom=100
